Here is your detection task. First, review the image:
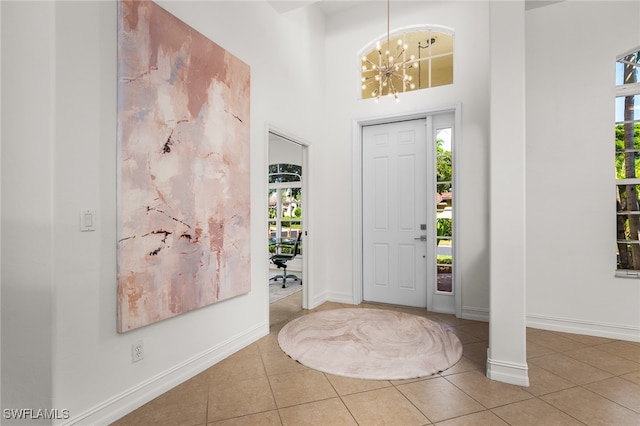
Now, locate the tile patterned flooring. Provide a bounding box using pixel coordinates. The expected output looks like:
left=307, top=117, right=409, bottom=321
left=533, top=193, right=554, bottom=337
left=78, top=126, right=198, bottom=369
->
left=112, top=293, right=640, bottom=425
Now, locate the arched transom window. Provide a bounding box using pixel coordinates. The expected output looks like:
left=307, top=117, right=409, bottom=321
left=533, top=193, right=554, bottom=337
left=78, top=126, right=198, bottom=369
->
left=360, top=28, right=454, bottom=101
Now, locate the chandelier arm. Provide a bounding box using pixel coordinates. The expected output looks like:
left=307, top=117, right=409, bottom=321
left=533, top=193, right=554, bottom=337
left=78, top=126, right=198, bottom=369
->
left=395, top=47, right=405, bottom=62
left=388, top=77, right=399, bottom=96
left=362, top=79, right=378, bottom=88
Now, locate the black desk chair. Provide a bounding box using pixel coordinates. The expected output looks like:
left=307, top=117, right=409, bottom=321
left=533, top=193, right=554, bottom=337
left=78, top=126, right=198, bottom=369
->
left=269, top=233, right=302, bottom=288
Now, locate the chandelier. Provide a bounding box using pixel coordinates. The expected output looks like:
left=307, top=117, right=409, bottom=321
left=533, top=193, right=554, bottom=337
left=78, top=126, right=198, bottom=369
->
left=361, top=0, right=419, bottom=102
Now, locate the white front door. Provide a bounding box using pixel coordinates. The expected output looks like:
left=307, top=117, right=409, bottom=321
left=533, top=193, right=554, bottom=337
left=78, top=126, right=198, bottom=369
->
left=362, top=119, right=430, bottom=307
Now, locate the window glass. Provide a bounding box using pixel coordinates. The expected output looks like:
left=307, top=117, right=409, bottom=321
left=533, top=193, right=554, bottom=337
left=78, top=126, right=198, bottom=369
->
left=431, top=55, right=454, bottom=87
left=616, top=95, right=640, bottom=123
left=361, top=29, right=453, bottom=100
left=436, top=127, right=453, bottom=292
left=269, top=163, right=302, bottom=184
left=268, top=164, right=302, bottom=255
left=615, top=49, right=640, bottom=274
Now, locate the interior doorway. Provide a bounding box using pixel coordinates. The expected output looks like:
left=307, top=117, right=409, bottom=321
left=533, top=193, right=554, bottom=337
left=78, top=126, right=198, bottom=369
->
left=353, top=108, right=459, bottom=315
left=268, top=131, right=307, bottom=326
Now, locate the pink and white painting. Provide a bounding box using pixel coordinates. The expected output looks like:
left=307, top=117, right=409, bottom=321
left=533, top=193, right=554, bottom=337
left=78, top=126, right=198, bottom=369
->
left=116, top=0, right=251, bottom=332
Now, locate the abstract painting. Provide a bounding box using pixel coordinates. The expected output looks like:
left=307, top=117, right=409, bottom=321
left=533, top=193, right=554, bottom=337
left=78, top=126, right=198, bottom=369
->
left=116, top=0, right=251, bottom=332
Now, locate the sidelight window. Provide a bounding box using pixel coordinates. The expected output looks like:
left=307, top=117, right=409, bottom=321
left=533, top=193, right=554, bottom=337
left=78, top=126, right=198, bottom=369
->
left=615, top=48, right=640, bottom=276
left=436, top=127, right=453, bottom=292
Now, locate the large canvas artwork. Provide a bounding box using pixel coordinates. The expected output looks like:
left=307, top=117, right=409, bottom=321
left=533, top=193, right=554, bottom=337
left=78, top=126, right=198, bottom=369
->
left=116, top=0, right=251, bottom=332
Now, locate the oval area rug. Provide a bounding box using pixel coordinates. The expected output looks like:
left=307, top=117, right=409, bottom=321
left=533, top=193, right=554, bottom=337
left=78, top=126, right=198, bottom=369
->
left=278, top=308, right=463, bottom=380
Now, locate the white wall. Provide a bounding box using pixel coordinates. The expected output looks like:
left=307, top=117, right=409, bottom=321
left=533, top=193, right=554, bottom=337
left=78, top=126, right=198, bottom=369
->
left=1, top=2, right=56, bottom=417
left=526, top=1, right=640, bottom=340
left=1, top=1, right=325, bottom=424
left=269, top=135, right=303, bottom=166
left=321, top=1, right=492, bottom=316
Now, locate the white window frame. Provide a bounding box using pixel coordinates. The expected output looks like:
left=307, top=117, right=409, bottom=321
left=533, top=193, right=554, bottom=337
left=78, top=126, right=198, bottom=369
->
left=614, top=47, right=640, bottom=278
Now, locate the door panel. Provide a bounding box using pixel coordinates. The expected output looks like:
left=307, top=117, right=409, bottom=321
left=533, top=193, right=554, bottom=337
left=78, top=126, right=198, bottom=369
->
left=398, top=155, right=416, bottom=230
left=374, top=158, right=389, bottom=230
left=399, top=244, right=417, bottom=290
left=374, top=244, right=390, bottom=286
left=362, top=119, right=428, bottom=307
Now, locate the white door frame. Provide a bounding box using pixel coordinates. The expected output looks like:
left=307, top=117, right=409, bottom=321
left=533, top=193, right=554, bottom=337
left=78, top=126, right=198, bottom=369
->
left=267, top=125, right=311, bottom=310
left=352, top=105, right=462, bottom=316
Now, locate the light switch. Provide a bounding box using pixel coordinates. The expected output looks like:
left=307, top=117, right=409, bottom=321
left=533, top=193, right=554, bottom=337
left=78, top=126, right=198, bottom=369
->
left=80, top=209, right=96, bottom=232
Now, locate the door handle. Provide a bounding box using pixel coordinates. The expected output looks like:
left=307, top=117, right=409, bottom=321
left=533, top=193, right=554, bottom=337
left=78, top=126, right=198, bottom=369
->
left=414, top=235, right=427, bottom=241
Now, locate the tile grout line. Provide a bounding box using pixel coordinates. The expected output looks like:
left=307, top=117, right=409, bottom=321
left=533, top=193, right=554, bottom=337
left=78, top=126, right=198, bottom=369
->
left=321, top=373, right=361, bottom=426
left=523, top=336, right=640, bottom=424
left=256, top=332, right=286, bottom=424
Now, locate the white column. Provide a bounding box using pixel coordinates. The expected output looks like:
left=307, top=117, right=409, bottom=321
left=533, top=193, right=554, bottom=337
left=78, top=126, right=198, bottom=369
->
left=487, top=0, right=529, bottom=386
left=1, top=0, right=56, bottom=411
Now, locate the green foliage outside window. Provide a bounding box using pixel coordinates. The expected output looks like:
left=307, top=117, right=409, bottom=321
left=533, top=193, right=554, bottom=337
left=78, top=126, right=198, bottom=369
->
left=436, top=218, right=452, bottom=238
left=615, top=50, right=640, bottom=271
left=615, top=123, right=640, bottom=179
left=436, top=138, right=452, bottom=194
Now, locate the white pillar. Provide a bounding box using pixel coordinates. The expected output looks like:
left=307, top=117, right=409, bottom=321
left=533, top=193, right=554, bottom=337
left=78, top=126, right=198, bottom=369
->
left=1, top=0, right=57, bottom=411
left=487, top=0, right=529, bottom=386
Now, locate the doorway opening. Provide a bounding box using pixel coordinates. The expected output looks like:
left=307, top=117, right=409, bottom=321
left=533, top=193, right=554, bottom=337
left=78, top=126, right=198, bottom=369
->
left=353, top=108, right=459, bottom=315
left=268, top=130, right=308, bottom=327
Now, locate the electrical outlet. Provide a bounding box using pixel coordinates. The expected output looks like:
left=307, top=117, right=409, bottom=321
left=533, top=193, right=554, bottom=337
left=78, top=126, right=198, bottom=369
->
left=132, top=341, right=144, bottom=363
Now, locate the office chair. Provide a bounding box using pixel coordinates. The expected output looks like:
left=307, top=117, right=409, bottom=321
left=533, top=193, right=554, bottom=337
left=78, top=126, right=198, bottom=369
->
left=270, top=233, right=302, bottom=288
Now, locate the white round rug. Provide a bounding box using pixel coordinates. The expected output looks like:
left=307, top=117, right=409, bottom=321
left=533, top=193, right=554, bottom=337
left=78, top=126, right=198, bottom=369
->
left=278, top=308, right=463, bottom=380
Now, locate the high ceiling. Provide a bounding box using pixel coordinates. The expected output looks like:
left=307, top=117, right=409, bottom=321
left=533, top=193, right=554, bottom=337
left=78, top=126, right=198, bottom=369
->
left=268, top=0, right=565, bottom=16
left=268, top=0, right=382, bottom=15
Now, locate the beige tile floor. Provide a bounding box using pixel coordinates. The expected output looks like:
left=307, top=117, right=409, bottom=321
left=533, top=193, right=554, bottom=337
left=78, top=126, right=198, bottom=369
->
left=112, top=293, right=640, bottom=425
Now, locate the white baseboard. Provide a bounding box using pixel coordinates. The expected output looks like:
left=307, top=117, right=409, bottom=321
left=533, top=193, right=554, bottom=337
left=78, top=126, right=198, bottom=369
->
left=460, top=306, right=489, bottom=322
left=65, top=322, right=270, bottom=426
left=459, top=308, right=639, bottom=342
left=324, top=291, right=356, bottom=306
left=527, top=313, right=640, bottom=342
left=309, top=290, right=329, bottom=309
left=486, top=355, right=530, bottom=387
